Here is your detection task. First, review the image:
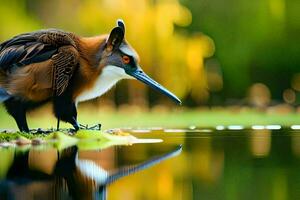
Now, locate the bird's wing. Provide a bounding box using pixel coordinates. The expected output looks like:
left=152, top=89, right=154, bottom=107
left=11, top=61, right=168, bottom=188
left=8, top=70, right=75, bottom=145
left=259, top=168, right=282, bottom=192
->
left=0, top=29, right=79, bottom=96
left=52, top=45, right=79, bottom=96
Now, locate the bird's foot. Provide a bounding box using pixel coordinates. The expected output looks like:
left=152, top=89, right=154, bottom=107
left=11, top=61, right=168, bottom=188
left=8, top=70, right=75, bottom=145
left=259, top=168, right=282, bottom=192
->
left=79, top=124, right=88, bottom=129
left=78, top=123, right=102, bottom=131
left=88, top=123, right=102, bottom=131
left=68, top=128, right=78, bottom=134
left=30, top=128, right=54, bottom=134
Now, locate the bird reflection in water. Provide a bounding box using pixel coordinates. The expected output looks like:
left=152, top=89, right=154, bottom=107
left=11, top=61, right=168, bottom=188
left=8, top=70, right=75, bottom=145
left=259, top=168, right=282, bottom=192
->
left=0, top=144, right=182, bottom=200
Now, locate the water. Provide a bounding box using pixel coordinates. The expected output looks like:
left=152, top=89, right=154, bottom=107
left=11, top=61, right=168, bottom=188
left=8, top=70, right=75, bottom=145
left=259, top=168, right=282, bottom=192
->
left=1, top=128, right=300, bottom=200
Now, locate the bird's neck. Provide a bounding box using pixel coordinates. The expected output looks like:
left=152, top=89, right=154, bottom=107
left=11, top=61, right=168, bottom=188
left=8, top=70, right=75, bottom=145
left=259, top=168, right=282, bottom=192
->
left=76, top=35, right=108, bottom=67
left=71, top=35, right=108, bottom=100
left=75, top=65, right=124, bottom=103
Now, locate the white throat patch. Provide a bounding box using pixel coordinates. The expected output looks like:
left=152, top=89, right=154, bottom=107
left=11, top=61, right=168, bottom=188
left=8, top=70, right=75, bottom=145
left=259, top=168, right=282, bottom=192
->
left=76, top=65, right=132, bottom=103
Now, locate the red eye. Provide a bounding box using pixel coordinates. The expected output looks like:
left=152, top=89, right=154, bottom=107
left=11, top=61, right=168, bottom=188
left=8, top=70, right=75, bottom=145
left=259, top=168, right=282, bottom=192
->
left=122, top=55, right=130, bottom=64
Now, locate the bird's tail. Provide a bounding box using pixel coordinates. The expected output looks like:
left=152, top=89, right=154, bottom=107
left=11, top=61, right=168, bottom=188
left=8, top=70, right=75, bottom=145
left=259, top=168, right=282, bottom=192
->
left=0, top=88, right=10, bottom=102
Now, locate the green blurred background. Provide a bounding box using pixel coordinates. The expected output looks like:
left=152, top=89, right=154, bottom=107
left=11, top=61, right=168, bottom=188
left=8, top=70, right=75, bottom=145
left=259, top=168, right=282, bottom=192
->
left=0, top=0, right=300, bottom=129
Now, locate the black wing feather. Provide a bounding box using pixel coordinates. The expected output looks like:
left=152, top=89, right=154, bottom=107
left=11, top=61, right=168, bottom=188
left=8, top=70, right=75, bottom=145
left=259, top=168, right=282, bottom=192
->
left=22, top=47, right=57, bottom=66
left=0, top=29, right=78, bottom=96
left=0, top=30, right=62, bottom=72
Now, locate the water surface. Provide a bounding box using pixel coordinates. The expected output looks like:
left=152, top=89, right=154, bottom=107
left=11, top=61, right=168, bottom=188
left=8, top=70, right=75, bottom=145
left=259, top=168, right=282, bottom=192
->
left=1, top=128, right=300, bottom=200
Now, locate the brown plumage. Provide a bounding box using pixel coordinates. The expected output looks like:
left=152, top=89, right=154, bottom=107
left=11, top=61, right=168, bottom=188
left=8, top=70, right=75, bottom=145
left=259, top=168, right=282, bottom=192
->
left=0, top=30, right=108, bottom=102
left=0, top=19, right=180, bottom=132
left=0, top=24, right=120, bottom=132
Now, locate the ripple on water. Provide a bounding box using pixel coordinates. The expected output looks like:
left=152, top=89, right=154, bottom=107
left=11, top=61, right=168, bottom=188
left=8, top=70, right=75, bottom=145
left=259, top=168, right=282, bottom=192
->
left=291, top=125, right=300, bottom=130
left=216, top=125, right=225, bottom=130
left=131, top=129, right=151, bottom=133
left=251, top=125, right=265, bottom=130
left=227, top=125, right=244, bottom=130
left=265, top=125, right=281, bottom=130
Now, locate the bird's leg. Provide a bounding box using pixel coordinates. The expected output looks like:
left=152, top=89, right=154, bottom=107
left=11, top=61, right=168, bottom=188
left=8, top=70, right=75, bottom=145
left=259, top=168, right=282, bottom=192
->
left=53, top=95, right=80, bottom=132
left=4, top=98, right=29, bottom=132
left=69, top=103, right=79, bottom=131
left=14, top=113, right=29, bottom=133
left=70, top=117, right=79, bottom=131
left=57, top=118, right=60, bottom=131
left=19, top=116, right=29, bottom=133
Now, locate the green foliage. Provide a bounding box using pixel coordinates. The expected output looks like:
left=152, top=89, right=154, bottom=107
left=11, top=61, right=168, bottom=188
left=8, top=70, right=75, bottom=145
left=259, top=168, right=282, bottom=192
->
left=183, top=0, right=300, bottom=99
left=0, top=0, right=299, bottom=104
left=0, top=132, right=46, bottom=141
left=0, top=0, right=40, bottom=38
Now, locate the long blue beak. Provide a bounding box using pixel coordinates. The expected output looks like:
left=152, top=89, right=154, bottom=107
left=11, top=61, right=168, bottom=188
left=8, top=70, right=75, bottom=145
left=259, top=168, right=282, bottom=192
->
left=125, top=68, right=181, bottom=105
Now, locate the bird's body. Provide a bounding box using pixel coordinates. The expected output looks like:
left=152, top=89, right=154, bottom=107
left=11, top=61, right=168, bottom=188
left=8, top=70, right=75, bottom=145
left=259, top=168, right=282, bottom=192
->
left=0, top=32, right=109, bottom=102
left=0, top=20, right=181, bottom=132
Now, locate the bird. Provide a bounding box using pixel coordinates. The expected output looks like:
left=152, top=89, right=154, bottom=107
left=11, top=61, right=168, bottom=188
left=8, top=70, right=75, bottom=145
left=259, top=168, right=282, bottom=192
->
left=0, top=19, right=181, bottom=132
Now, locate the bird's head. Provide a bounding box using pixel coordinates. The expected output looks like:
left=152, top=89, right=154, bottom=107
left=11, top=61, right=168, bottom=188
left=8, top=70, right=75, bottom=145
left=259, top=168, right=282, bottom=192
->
left=99, top=19, right=181, bottom=105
